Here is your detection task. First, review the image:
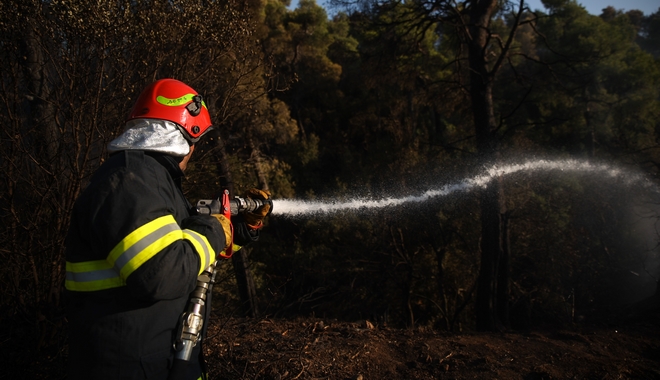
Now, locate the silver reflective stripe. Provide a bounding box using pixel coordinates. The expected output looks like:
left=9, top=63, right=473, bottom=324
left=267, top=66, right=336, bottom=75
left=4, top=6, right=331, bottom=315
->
left=66, top=215, right=183, bottom=291
left=66, top=267, right=118, bottom=283
left=183, top=229, right=212, bottom=268
left=65, top=259, right=124, bottom=291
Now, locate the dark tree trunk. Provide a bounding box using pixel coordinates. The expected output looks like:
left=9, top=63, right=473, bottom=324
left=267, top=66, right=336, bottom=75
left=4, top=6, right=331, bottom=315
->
left=231, top=249, right=259, bottom=318
left=250, top=138, right=270, bottom=192
left=497, top=209, right=511, bottom=328
left=467, top=0, right=508, bottom=332
left=434, top=246, right=449, bottom=330
left=23, top=23, right=58, bottom=162
left=215, top=134, right=259, bottom=317
left=476, top=180, right=504, bottom=331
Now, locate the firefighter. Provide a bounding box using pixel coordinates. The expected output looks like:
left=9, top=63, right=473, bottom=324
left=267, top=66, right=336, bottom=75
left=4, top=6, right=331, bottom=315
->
left=64, top=78, right=270, bottom=380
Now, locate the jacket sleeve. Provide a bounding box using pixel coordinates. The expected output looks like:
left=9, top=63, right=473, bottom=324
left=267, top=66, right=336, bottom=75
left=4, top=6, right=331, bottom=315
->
left=127, top=184, right=229, bottom=299
left=73, top=154, right=220, bottom=301
left=124, top=215, right=226, bottom=301
left=180, top=214, right=227, bottom=254
left=231, top=214, right=260, bottom=246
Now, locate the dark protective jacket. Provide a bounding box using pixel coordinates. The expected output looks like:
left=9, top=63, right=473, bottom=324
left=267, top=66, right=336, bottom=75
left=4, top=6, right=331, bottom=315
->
left=64, top=150, right=257, bottom=380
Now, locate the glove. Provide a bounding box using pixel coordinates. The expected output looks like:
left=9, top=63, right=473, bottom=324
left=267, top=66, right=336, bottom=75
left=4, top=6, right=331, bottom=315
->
left=211, top=214, right=233, bottom=252
left=243, top=188, right=271, bottom=230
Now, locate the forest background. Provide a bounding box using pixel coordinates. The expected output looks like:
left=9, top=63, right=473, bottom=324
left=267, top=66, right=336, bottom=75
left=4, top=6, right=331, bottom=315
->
left=1, top=0, right=660, bottom=377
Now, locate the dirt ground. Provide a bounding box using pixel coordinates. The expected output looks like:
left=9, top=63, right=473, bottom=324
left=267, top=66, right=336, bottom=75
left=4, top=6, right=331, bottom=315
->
left=205, top=306, right=660, bottom=380
left=11, top=298, right=660, bottom=379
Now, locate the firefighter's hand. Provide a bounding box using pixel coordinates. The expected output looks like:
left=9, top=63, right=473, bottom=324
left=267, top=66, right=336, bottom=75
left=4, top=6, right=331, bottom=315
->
left=244, top=188, right=271, bottom=230
left=211, top=214, right=232, bottom=251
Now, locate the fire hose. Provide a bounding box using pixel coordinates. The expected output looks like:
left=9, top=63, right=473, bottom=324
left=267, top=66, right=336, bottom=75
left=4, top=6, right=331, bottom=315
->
left=170, top=190, right=273, bottom=378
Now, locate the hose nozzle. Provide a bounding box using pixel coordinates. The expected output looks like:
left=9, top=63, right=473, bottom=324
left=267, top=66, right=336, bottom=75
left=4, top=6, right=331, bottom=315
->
left=196, top=196, right=273, bottom=216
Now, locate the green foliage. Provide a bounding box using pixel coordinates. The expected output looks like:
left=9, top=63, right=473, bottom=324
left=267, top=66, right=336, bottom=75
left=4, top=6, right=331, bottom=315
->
left=499, top=0, right=660, bottom=162
left=638, top=9, right=660, bottom=57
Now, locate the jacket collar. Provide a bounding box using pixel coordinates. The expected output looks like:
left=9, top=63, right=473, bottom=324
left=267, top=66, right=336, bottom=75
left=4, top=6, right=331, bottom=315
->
left=146, top=152, right=185, bottom=188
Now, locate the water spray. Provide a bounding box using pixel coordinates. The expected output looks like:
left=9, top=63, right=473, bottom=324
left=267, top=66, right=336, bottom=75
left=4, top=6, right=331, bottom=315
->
left=269, top=159, right=659, bottom=218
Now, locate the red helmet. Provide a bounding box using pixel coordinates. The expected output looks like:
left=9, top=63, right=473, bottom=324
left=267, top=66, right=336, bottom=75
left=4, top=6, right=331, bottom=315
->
left=127, top=78, right=213, bottom=142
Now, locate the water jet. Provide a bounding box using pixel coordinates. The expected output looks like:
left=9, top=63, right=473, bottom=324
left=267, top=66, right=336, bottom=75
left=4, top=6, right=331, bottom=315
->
left=270, top=158, right=659, bottom=218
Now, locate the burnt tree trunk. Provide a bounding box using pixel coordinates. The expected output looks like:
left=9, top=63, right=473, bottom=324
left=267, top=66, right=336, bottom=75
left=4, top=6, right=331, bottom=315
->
left=497, top=209, right=511, bottom=328
left=215, top=134, right=259, bottom=317
left=434, top=245, right=449, bottom=330
left=23, top=22, right=58, bottom=162
left=232, top=137, right=276, bottom=319
left=250, top=138, right=270, bottom=192
left=467, top=0, right=508, bottom=332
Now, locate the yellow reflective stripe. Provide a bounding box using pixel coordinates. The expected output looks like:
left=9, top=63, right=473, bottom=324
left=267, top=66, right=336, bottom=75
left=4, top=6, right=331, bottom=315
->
left=156, top=94, right=207, bottom=109
left=108, top=215, right=182, bottom=279
left=182, top=229, right=216, bottom=274
left=65, top=260, right=124, bottom=291
left=65, top=215, right=182, bottom=292
left=218, top=244, right=242, bottom=259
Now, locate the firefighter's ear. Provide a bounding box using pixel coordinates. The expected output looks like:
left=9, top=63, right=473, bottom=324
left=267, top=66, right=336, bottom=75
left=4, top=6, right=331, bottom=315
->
left=179, top=144, right=195, bottom=172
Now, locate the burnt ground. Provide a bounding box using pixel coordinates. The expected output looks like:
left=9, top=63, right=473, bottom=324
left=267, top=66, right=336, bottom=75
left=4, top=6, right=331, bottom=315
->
left=205, top=305, right=660, bottom=380
left=10, top=298, right=660, bottom=379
